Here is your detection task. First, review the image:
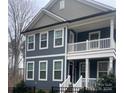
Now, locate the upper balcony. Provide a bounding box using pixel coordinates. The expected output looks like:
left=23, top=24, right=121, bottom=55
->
left=66, top=17, right=116, bottom=60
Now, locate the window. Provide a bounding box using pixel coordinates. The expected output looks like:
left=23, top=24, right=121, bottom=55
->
left=98, top=61, right=108, bottom=78
left=89, top=31, right=100, bottom=40
left=54, top=28, right=64, bottom=48
left=26, top=61, right=34, bottom=80
left=39, top=32, right=48, bottom=49
left=27, top=35, right=35, bottom=51
left=53, top=59, right=63, bottom=81
left=39, top=61, right=48, bottom=81
left=60, top=0, right=65, bottom=10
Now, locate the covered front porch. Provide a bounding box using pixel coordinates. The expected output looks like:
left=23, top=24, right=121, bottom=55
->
left=61, top=57, right=115, bottom=89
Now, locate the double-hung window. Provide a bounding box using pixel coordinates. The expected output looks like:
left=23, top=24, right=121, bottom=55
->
left=39, top=61, right=48, bottom=81
left=27, top=35, right=35, bottom=51
left=54, top=28, right=64, bottom=48
left=26, top=61, right=34, bottom=80
left=98, top=61, right=108, bottom=78
left=39, top=32, right=48, bottom=49
left=53, top=59, right=63, bottom=81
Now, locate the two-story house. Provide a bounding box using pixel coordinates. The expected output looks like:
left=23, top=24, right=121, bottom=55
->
left=22, top=0, right=116, bottom=91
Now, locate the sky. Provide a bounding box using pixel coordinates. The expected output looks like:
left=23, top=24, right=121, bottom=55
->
left=35, top=0, right=116, bottom=9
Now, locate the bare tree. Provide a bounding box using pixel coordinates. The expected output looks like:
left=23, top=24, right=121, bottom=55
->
left=8, top=0, right=36, bottom=86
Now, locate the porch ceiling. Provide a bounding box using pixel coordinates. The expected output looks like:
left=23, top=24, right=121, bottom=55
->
left=71, top=20, right=110, bottom=32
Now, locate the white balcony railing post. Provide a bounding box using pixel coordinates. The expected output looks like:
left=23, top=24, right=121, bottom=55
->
left=86, top=40, right=89, bottom=50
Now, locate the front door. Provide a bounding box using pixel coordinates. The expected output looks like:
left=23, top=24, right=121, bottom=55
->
left=79, top=62, right=85, bottom=78
left=69, top=62, right=74, bottom=83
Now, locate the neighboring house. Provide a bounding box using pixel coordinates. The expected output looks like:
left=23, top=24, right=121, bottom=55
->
left=22, top=0, right=116, bottom=90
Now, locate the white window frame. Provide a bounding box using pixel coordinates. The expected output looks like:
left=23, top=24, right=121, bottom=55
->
left=27, top=34, right=35, bottom=51
left=39, top=32, right=49, bottom=50
left=53, top=59, right=63, bottom=81
left=54, top=28, right=64, bottom=48
left=39, top=60, right=48, bottom=81
left=89, top=31, right=100, bottom=40
left=26, top=61, right=34, bottom=80
left=60, top=0, right=65, bottom=10
left=97, top=61, right=108, bottom=78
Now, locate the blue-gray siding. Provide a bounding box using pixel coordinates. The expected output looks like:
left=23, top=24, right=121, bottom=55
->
left=25, top=56, right=65, bottom=89
left=26, top=29, right=66, bottom=57
left=77, top=27, right=110, bottom=42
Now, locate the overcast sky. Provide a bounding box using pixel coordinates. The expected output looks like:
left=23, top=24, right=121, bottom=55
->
left=35, top=0, right=116, bottom=9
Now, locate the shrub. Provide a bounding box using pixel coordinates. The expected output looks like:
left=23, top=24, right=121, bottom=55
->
left=13, top=80, right=34, bottom=93
left=13, top=80, right=27, bottom=93
left=96, top=73, right=116, bottom=91
left=36, top=89, right=46, bottom=93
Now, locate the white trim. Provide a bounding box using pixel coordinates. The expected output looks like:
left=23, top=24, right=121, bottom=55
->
left=24, top=36, right=27, bottom=81
left=53, top=28, right=64, bottom=48
left=26, top=61, right=34, bottom=80
left=38, top=60, right=48, bottom=81
left=27, top=34, right=35, bottom=51
left=67, top=48, right=116, bottom=60
left=39, top=31, right=49, bottom=50
left=42, top=9, right=66, bottom=21
left=89, top=31, right=100, bottom=40
left=26, top=53, right=65, bottom=59
left=53, top=59, right=63, bottom=81
left=97, top=61, right=109, bottom=78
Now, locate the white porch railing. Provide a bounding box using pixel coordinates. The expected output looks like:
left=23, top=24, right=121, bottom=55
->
left=78, top=78, right=97, bottom=89
left=59, top=75, right=71, bottom=93
left=68, top=38, right=111, bottom=53
left=73, top=76, right=83, bottom=93
left=88, top=78, right=97, bottom=89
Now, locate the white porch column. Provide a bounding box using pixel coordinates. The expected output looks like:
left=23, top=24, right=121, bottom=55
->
left=85, top=58, right=89, bottom=88
left=110, top=18, right=115, bottom=48
left=108, top=57, right=114, bottom=74
left=64, top=27, right=68, bottom=80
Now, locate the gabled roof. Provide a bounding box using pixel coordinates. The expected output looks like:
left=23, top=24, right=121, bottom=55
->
left=23, top=0, right=115, bottom=33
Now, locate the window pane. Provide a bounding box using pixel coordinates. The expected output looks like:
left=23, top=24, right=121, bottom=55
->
left=99, top=72, right=107, bottom=78
left=28, top=71, right=33, bottom=78
left=54, top=71, right=61, bottom=79
left=99, top=62, right=108, bottom=71
left=28, top=43, right=34, bottom=49
left=40, top=62, right=46, bottom=70
left=54, top=61, right=61, bottom=70
left=28, top=63, right=33, bottom=70
left=28, top=36, right=33, bottom=42
left=40, top=71, right=46, bottom=79
left=41, top=41, right=47, bottom=48
left=55, top=38, right=62, bottom=46
left=41, top=33, right=47, bottom=40
left=90, top=33, right=99, bottom=40
left=55, top=30, right=62, bottom=38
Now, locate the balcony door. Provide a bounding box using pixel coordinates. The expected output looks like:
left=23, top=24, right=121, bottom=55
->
left=89, top=31, right=100, bottom=40
left=89, top=31, right=100, bottom=49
